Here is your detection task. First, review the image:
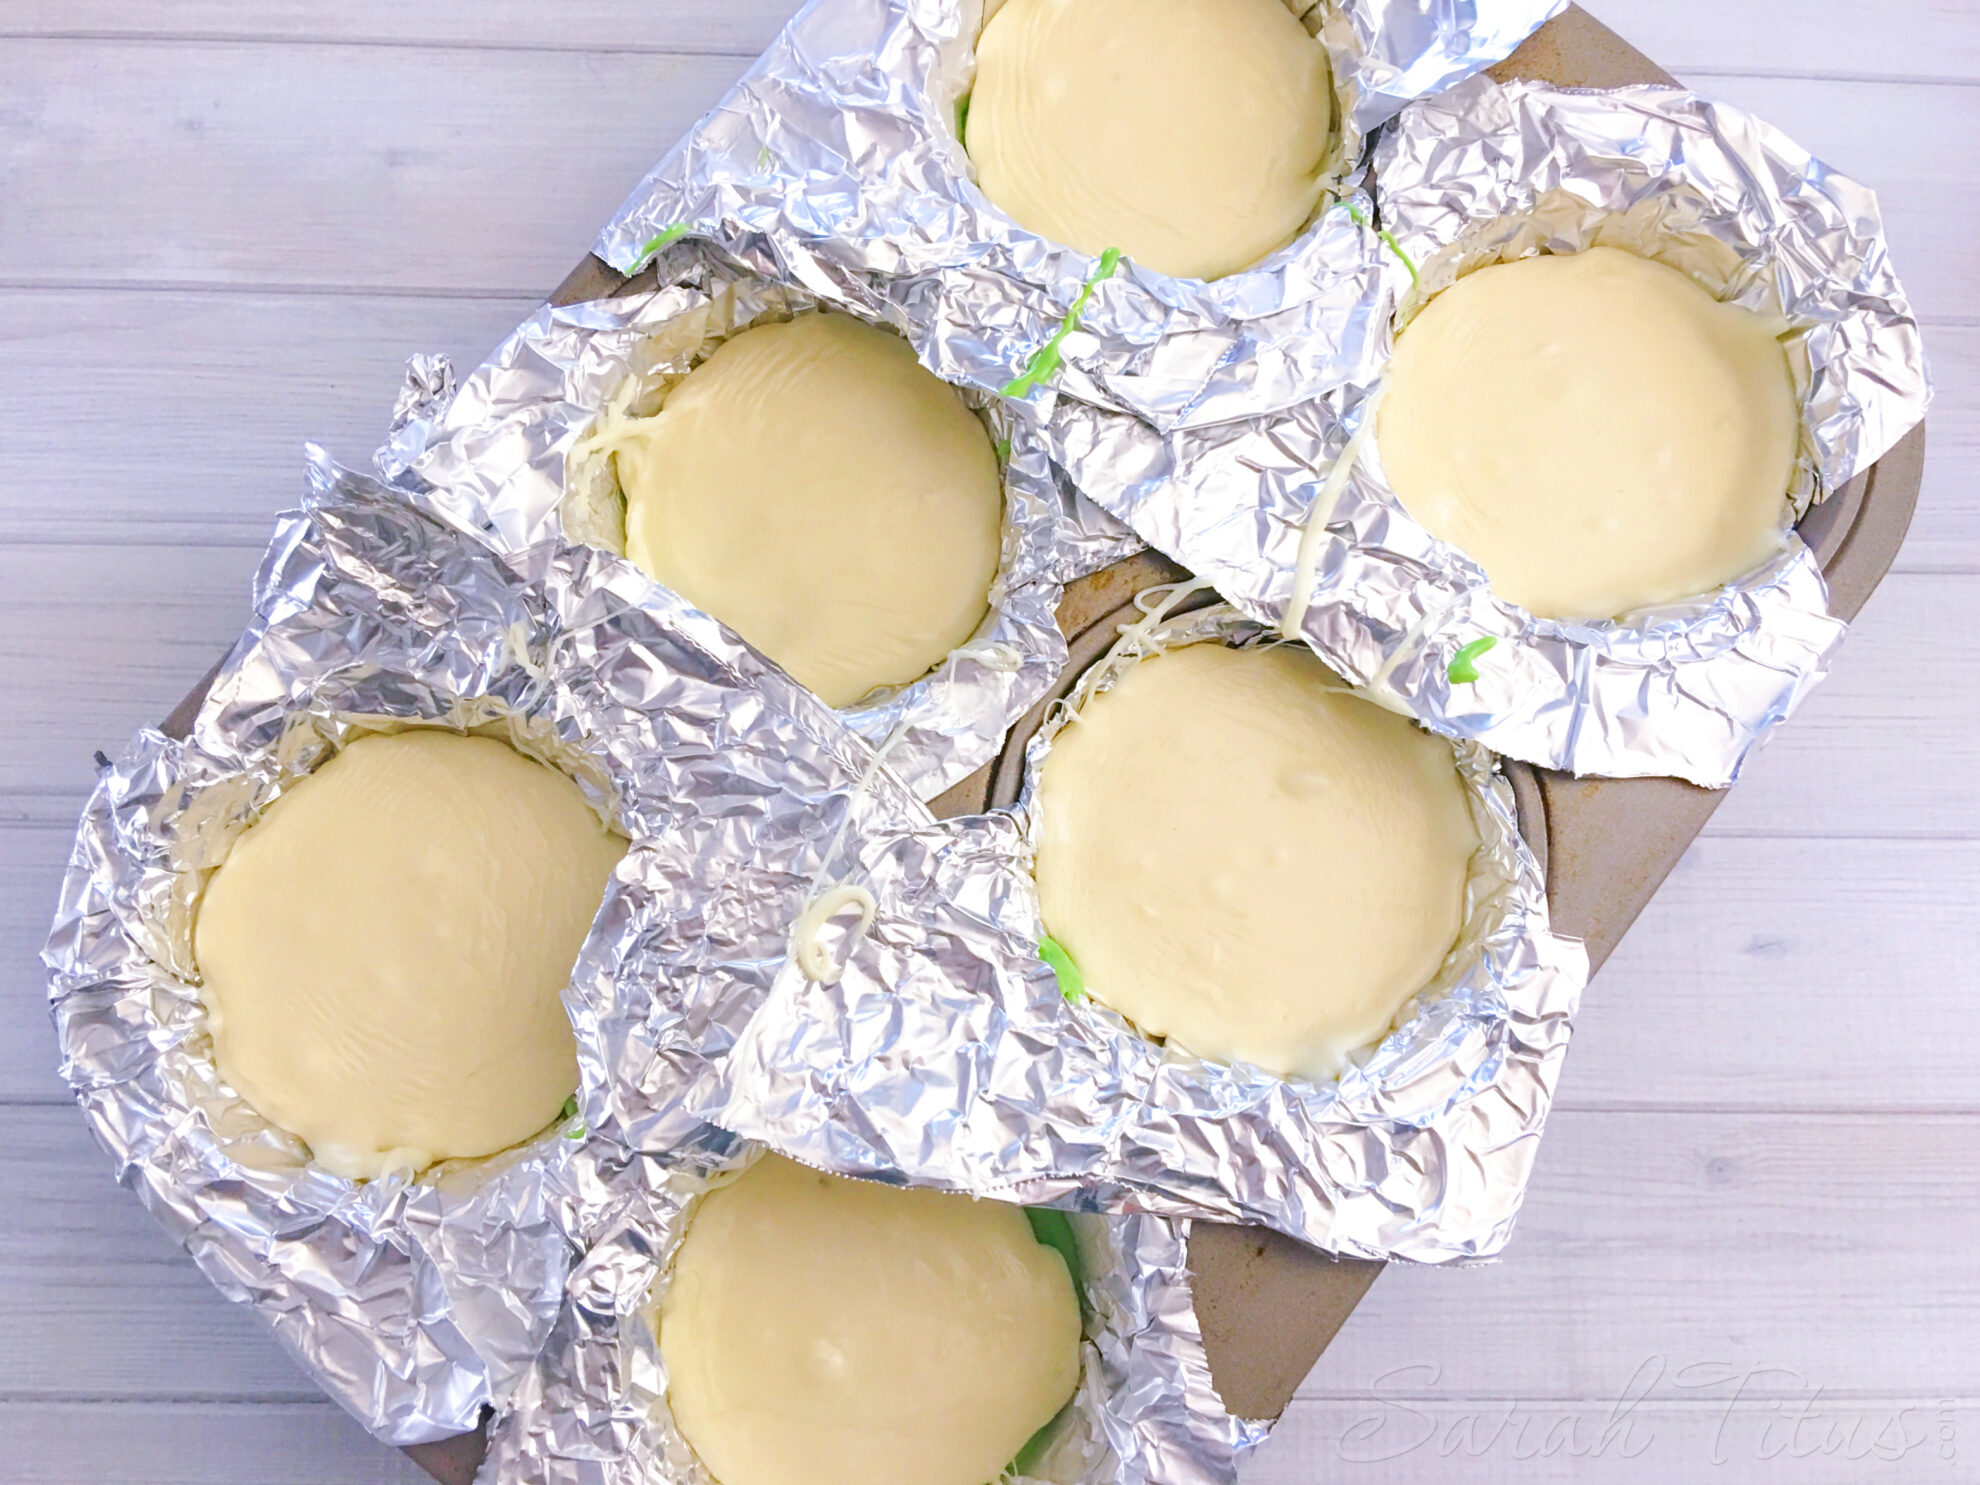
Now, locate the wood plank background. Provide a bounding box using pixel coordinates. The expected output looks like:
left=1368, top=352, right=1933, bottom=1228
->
left=1, top=3, right=1972, bottom=1480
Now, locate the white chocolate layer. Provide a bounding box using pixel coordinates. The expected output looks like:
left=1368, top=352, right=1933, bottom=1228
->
left=1034, top=642, right=1477, bottom=1082
left=658, top=1156, right=1081, bottom=1485
left=192, top=730, right=625, bottom=1179
left=967, top=0, right=1335, bottom=281
left=614, top=313, right=1004, bottom=709
left=1377, top=246, right=1799, bottom=620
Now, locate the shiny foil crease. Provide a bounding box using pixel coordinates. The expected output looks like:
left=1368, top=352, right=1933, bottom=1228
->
left=480, top=1148, right=1269, bottom=1485
left=40, top=453, right=931, bottom=1444
left=695, top=605, right=1588, bottom=1263
left=376, top=243, right=1137, bottom=801
left=1048, top=74, right=1929, bottom=786
left=592, top=0, right=1563, bottom=432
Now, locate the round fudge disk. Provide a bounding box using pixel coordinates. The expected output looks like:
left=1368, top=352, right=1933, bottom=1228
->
left=658, top=1155, right=1082, bottom=1485
left=1034, top=641, right=1478, bottom=1082
left=1376, top=246, right=1800, bottom=620
left=192, top=730, right=625, bottom=1179
left=966, top=0, right=1335, bottom=281
left=615, top=312, right=1004, bottom=709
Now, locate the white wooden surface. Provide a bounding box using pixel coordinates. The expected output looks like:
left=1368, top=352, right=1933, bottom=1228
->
left=1, top=3, right=1974, bottom=1480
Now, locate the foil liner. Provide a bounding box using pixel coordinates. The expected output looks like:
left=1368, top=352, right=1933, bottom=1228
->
left=687, top=603, right=1588, bottom=1263
left=479, top=1147, right=1269, bottom=1485
left=40, top=453, right=934, bottom=1443
left=1378, top=76, right=1930, bottom=494
left=377, top=244, right=1138, bottom=801
left=1047, top=74, right=1930, bottom=786
left=593, top=0, right=1564, bottom=431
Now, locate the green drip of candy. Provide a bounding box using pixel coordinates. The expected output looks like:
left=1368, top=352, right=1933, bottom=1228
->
left=1024, top=1207, right=1083, bottom=1292
left=1037, top=934, right=1085, bottom=1003
left=1009, top=1400, right=1075, bottom=1480
left=1006, top=1209, right=1086, bottom=1479
left=1002, top=248, right=1124, bottom=399
left=631, top=222, right=689, bottom=273
left=1346, top=199, right=1419, bottom=288
left=1447, top=635, right=1498, bottom=685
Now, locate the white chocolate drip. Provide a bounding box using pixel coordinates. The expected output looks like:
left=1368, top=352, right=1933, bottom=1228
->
left=1280, top=384, right=1383, bottom=642
left=788, top=635, right=1030, bottom=983
left=791, top=885, right=879, bottom=985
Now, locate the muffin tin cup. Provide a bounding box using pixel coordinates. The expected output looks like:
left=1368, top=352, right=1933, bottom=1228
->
left=43, top=463, right=630, bottom=1446
left=697, top=593, right=1586, bottom=1265
left=377, top=239, right=1139, bottom=802
left=479, top=1147, right=1269, bottom=1485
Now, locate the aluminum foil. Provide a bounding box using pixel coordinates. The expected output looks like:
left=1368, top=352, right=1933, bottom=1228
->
left=40, top=452, right=938, bottom=1444
left=377, top=243, right=1137, bottom=802
left=1046, top=74, right=1930, bottom=786
left=1378, top=77, right=1929, bottom=493
left=593, top=0, right=1563, bottom=432
left=665, top=603, right=1589, bottom=1264
left=480, top=1147, right=1269, bottom=1485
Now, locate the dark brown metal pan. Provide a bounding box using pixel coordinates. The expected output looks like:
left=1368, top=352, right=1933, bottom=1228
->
left=134, top=7, right=1922, bottom=1477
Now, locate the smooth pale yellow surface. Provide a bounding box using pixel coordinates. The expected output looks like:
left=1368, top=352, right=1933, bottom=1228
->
left=1035, top=643, right=1478, bottom=1081
left=1377, top=246, right=1800, bottom=620
left=967, top=0, right=1335, bottom=281
left=616, top=313, right=1004, bottom=709
left=192, top=731, right=625, bottom=1179
left=658, top=1156, right=1081, bottom=1485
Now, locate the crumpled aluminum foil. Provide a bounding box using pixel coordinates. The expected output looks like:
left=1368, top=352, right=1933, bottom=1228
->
left=1378, top=77, right=1929, bottom=494
left=377, top=243, right=1137, bottom=801
left=594, top=0, right=1563, bottom=432
left=479, top=1147, right=1270, bottom=1485
left=40, top=452, right=939, bottom=1444
left=1046, top=74, right=1930, bottom=786
left=604, top=602, right=1587, bottom=1264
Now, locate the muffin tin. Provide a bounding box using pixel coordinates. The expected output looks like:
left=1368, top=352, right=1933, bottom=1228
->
left=120, top=4, right=1926, bottom=1480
